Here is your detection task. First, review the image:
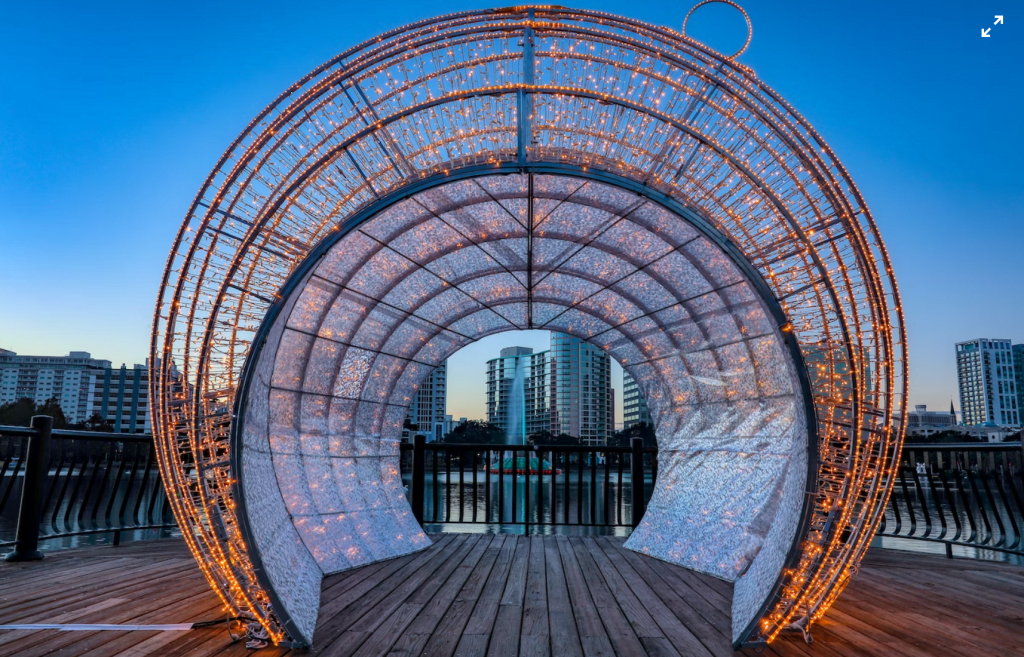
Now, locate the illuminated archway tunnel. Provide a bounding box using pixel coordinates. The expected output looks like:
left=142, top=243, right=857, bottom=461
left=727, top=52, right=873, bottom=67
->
left=151, top=6, right=906, bottom=649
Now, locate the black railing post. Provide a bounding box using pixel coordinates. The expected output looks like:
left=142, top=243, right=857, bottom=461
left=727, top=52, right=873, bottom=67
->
left=630, top=437, right=644, bottom=529
left=411, top=435, right=426, bottom=525
left=5, top=415, right=53, bottom=562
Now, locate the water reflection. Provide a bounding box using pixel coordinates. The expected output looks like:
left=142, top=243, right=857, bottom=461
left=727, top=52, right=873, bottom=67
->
left=0, top=468, right=177, bottom=551
left=403, top=470, right=653, bottom=533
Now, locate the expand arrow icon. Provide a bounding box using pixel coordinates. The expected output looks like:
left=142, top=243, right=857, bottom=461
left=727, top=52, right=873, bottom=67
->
left=994, top=16, right=1004, bottom=25
left=982, top=28, right=991, bottom=37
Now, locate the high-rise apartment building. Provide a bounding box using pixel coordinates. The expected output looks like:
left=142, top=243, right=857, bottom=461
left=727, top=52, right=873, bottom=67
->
left=622, top=371, right=652, bottom=428
left=549, top=332, right=614, bottom=446
left=956, top=339, right=1019, bottom=427
left=406, top=360, right=448, bottom=442
left=94, top=363, right=153, bottom=433
left=0, top=350, right=152, bottom=432
left=486, top=347, right=550, bottom=443
left=0, top=349, right=110, bottom=423
left=1013, top=345, right=1024, bottom=420
left=486, top=336, right=616, bottom=445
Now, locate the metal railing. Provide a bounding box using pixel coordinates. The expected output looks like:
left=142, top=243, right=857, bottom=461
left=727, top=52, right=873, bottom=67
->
left=879, top=442, right=1023, bottom=557
left=1, top=417, right=175, bottom=559
left=3, top=414, right=1022, bottom=561
left=401, top=436, right=656, bottom=530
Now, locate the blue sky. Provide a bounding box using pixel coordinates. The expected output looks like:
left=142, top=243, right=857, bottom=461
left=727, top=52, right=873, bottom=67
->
left=1, top=1, right=1021, bottom=421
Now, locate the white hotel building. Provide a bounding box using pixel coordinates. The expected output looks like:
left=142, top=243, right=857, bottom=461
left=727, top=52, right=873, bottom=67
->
left=955, top=338, right=1020, bottom=427
left=405, top=359, right=448, bottom=442
left=0, top=349, right=153, bottom=433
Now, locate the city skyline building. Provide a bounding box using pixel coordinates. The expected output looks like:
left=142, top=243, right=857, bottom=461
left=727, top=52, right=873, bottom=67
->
left=0, top=348, right=109, bottom=423
left=405, top=359, right=448, bottom=442
left=956, top=338, right=1020, bottom=427
left=622, top=371, right=652, bottom=429
left=549, top=333, right=614, bottom=446
left=486, top=334, right=617, bottom=445
left=1013, top=345, right=1024, bottom=421
left=905, top=404, right=957, bottom=433
left=0, top=349, right=153, bottom=432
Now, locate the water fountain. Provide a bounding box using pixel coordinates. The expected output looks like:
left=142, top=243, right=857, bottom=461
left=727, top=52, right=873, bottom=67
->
left=505, top=357, right=526, bottom=446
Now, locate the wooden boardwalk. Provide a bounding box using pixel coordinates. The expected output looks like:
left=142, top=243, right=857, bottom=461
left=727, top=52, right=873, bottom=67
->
left=1, top=533, right=1022, bottom=657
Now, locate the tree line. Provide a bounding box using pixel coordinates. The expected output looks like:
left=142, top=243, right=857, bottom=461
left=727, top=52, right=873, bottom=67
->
left=0, top=397, right=115, bottom=431
left=413, top=419, right=1022, bottom=448
left=407, top=419, right=657, bottom=448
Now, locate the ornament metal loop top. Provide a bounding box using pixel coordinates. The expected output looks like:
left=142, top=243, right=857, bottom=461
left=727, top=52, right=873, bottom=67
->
left=683, top=0, right=753, bottom=60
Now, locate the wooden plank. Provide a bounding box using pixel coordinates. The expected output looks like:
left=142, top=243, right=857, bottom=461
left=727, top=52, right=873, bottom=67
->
left=553, top=537, right=603, bottom=641
left=658, top=565, right=730, bottom=616
left=594, top=538, right=714, bottom=657
left=0, top=557, right=184, bottom=616
left=7, top=580, right=218, bottom=657
left=611, top=542, right=819, bottom=657
left=321, top=559, right=398, bottom=600
left=452, top=633, right=490, bottom=657
left=0, top=555, right=192, bottom=599
left=958, top=568, right=1024, bottom=599
left=313, top=534, right=461, bottom=646
left=500, top=536, right=530, bottom=606
left=627, top=549, right=731, bottom=636
left=555, top=537, right=616, bottom=657
left=416, top=535, right=506, bottom=657
left=856, top=556, right=1024, bottom=630
left=835, top=578, right=1019, bottom=655
left=835, top=586, right=1001, bottom=656
left=213, top=640, right=292, bottom=657
left=1, top=558, right=199, bottom=615
left=2, top=533, right=1023, bottom=657
left=486, top=536, right=530, bottom=657
left=159, top=623, right=266, bottom=657
left=56, top=593, right=225, bottom=657
left=859, top=547, right=1021, bottom=572
left=815, top=606, right=944, bottom=657
left=408, top=534, right=494, bottom=614
left=582, top=538, right=666, bottom=642
left=486, top=604, right=523, bottom=657
left=458, top=536, right=507, bottom=602
left=568, top=537, right=646, bottom=657
left=609, top=542, right=731, bottom=655
left=0, top=597, right=127, bottom=651
left=861, top=557, right=1024, bottom=613
left=320, top=534, right=478, bottom=655
left=317, top=534, right=457, bottom=623
left=578, top=636, right=616, bottom=657
left=542, top=537, right=582, bottom=657
left=0, top=542, right=227, bottom=657
left=350, top=602, right=425, bottom=657
left=519, top=536, right=550, bottom=657
left=371, top=534, right=496, bottom=657
left=461, top=534, right=517, bottom=646
left=849, top=561, right=1024, bottom=637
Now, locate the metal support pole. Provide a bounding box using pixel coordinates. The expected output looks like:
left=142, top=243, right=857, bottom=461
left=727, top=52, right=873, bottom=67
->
left=630, top=437, right=644, bottom=529
left=5, top=415, right=52, bottom=562
left=516, top=7, right=535, bottom=166
left=411, top=435, right=426, bottom=525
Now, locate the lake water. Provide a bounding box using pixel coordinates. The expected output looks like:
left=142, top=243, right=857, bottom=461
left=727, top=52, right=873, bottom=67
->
left=405, top=470, right=652, bottom=537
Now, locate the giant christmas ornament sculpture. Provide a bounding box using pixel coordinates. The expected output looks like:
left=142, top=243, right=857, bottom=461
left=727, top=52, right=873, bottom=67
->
left=151, top=5, right=906, bottom=648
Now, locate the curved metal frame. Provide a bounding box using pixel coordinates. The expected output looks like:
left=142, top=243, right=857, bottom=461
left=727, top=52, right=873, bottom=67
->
left=151, top=5, right=907, bottom=648
left=682, top=0, right=753, bottom=60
